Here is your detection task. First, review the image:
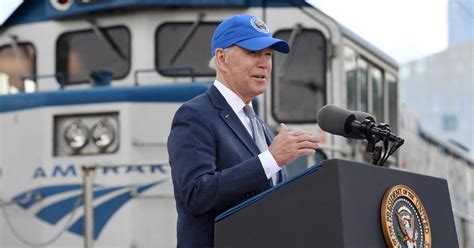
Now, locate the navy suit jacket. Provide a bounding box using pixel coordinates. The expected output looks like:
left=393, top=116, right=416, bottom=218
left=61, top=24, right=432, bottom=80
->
left=168, top=85, right=281, bottom=247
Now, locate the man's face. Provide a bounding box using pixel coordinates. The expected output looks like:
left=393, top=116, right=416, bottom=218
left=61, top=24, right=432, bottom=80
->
left=217, top=46, right=273, bottom=103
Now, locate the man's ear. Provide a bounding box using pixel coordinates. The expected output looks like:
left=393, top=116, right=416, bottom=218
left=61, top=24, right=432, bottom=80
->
left=215, top=48, right=229, bottom=73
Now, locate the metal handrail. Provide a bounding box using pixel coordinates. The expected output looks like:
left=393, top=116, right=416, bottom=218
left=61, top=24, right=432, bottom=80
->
left=133, top=67, right=196, bottom=86
left=23, top=73, right=67, bottom=89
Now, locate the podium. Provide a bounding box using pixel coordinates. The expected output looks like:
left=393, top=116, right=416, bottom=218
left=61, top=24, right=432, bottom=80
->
left=214, top=159, right=458, bottom=247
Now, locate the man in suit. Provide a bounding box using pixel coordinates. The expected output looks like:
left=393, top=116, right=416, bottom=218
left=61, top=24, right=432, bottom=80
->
left=167, top=14, right=320, bottom=247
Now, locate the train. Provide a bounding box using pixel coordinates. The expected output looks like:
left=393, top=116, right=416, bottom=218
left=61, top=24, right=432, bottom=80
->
left=0, top=0, right=472, bottom=247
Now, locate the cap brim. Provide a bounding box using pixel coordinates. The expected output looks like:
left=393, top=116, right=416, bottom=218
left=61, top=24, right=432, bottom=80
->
left=236, top=36, right=290, bottom=54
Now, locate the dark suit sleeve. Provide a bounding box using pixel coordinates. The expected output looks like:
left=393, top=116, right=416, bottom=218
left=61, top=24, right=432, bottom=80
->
left=168, top=104, right=268, bottom=216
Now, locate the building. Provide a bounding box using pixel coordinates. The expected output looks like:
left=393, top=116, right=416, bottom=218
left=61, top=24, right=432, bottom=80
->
left=400, top=39, right=474, bottom=159
left=449, top=0, right=474, bottom=46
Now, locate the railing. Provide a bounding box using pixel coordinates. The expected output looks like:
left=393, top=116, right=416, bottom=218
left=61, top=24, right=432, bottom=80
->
left=133, top=67, right=196, bottom=86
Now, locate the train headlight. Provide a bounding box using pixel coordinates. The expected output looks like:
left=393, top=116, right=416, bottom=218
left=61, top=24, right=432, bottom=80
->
left=64, top=121, right=89, bottom=151
left=91, top=120, right=115, bottom=150
left=54, top=112, right=119, bottom=156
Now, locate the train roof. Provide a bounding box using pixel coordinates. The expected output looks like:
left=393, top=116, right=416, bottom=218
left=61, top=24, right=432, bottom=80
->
left=339, top=24, right=399, bottom=69
left=0, top=0, right=311, bottom=28
left=418, top=127, right=474, bottom=165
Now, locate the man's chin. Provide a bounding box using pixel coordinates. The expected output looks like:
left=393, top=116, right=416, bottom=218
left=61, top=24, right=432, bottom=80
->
left=255, top=87, right=267, bottom=96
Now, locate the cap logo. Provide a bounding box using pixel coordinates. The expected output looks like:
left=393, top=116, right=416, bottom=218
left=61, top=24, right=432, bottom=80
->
left=250, top=17, right=270, bottom=34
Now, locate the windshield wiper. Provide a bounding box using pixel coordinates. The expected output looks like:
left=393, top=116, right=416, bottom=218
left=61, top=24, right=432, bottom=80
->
left=87, top=18, right=127, bottom=61
left=169, top=12, right=205, bottom=65
left=277, top=23, right=302, bottom=79
left=9, top=35, right=29, bottom=78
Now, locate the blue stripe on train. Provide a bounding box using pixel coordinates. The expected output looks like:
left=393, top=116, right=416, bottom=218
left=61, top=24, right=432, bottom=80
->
left=0, top=83, right=211, bottom=113
left=11, top=180, right=165, bottom=239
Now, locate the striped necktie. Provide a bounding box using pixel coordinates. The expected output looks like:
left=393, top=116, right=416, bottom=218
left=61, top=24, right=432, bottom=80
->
left=243, top=105, right=268, bottom=153
left=243, top=105, right=280, bottom=185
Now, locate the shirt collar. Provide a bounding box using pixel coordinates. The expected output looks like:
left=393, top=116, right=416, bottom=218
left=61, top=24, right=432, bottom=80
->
left=213, top=80, right=252, bottom=113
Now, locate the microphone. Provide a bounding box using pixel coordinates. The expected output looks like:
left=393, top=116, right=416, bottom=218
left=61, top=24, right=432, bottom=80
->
left=316, top=104, right=354, bottom=138
left=317, top=104, right=403, bottom=143
left=316, top=104, right=363, bottom=139
left=317, top=104, right=404, bottom=166
left=353, top=111, right=376, bottom=123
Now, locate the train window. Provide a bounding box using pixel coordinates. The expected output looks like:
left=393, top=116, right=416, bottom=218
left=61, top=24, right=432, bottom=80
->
left=344, top=46, right=389, bottom=123
left=371, top=66, right=383, bottom=121
left=386, top=73, right=398, bottom=131
left=358, top=59, right=369, bottom=113
left=272, top=29, right=326, bottom=123
left=156, top=22, right=218, bottom=77
left=344, top=47, right=357, bottom=110
left=56, top=26, right=130, bottom=84
left=0, top=43, right=35, bottom=94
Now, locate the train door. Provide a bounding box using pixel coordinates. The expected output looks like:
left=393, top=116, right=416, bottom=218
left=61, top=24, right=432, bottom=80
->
left=262, top=8, right=340, bottom=178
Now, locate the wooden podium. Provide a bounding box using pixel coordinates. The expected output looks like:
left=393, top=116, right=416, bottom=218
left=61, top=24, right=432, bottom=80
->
left=214, top=159, right=458, bottom=247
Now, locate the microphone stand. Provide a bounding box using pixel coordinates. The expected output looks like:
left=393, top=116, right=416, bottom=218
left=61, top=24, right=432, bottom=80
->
left=360, top=119, right=404, bottom=167
left=361, top=119, right=383, bottom=165
left=371, top=145, right=383, bottom=166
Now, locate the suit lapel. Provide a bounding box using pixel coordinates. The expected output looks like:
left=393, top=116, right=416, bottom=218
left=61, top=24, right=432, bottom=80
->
left=207, top=85, right=286, bottom=184
left=207, top=86, right=260, bottom=156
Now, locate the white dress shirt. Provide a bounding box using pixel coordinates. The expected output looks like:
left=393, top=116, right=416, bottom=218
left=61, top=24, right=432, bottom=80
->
left=214, top=80, right=280, bottom=185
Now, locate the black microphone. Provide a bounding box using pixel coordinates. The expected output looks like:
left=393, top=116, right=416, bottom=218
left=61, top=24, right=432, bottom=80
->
left=317, top=104, right=403, bottom=143
left=353, top=111, right=376, bottom=123
left=316, top=104, right=354, bottom=137
left=317, top=104, right=364, bottom=139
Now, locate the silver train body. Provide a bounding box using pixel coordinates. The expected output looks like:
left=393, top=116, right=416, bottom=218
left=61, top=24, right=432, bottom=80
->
left=0, top=1, right=471, bottom=247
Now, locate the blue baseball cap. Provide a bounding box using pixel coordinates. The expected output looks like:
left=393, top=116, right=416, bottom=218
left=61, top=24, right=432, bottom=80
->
left=211, top=14, right=290, bottom=56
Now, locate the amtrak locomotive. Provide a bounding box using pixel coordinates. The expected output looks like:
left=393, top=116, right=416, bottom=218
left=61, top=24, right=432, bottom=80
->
left=0, top=0, right=472, bottom=247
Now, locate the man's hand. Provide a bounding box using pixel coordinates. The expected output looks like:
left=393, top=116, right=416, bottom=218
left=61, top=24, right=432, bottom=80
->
left=269, top=123, right=320, bottom=167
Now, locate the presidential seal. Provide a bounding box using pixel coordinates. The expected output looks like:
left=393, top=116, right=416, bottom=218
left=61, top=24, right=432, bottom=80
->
left=381, top=185, right=431, bottom=248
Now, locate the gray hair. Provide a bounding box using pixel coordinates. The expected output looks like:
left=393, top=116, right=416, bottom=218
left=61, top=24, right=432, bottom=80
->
left=208, top=47, right=230, bottom=70
left=208, top=56, right=217, bottom=70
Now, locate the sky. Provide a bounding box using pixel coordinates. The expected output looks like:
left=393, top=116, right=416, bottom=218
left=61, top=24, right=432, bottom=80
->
left=308, top=0, right=449, bottom=64
left=0, top=0, right=23, bottom=25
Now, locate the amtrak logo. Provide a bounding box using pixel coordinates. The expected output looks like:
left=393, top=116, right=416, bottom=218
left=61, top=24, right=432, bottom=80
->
left=10, top=180, right=164, bottom=239
left=381, top=185, right=432, bottom=248
left=250, top=17, right=270, bottom=33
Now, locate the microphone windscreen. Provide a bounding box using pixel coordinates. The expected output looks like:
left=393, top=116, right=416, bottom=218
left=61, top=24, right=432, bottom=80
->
left=317, top=104, right=355, bottom=136
left=353, top=111, right=376, bottom=123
